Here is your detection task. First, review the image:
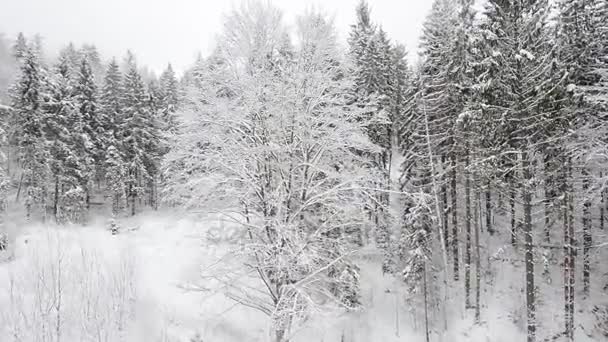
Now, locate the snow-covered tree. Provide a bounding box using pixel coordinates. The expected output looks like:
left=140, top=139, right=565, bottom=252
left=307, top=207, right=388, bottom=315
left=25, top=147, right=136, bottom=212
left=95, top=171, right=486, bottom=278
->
left=165, top=4, right=377, bottom=340
left=158, top=63, right=179, bottom=133
left=122, top=52, right=160, bottom=215
left=73, top=57, right=100, bottom=207
left=12, top=32, right=28, bottom=60
left=10, top=47, right=49, bottom=220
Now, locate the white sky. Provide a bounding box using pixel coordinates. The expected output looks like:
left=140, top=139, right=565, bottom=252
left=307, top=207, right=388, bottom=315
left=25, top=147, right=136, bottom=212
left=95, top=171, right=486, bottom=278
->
left=0, top=0, right=433, bottom=75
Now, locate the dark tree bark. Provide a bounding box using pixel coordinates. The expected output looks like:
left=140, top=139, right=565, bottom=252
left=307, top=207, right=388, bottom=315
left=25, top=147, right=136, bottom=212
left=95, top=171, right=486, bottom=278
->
left=582, top=167, right=591, bottom=295
left=451, top=156, right=459, bottom=281
left=543, top=156, right=553, bottom=243
left=53, top=176, right=59, bottom=220
left=563, top=160, right=575, bottom=342
left=485, top=180, right=493, bottom=235
left=522, top=150, right=536, bottom=342
left=475, top=185, right=482, bottom=323
left=601, top=171, right=605, bottom=231
left=442, top=156, right=450, bottom=251
left=510, top=187, right=517, bottom=245
left=465, top=153, right=472, bottom=308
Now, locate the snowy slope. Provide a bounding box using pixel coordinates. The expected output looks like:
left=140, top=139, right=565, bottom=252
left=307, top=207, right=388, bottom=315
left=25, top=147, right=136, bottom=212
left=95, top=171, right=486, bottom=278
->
left=0, top=208, right=602, bottom=341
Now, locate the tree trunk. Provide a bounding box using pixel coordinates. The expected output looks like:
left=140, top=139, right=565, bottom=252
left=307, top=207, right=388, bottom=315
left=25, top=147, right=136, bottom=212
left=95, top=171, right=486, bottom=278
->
left=582, top=167, right=591, bottom=295
left=563, top=159, right=575, bottom=342
left=15, top=173, right=24, bottom=202
left=129, top=183, right=136, bottom=216
left=451, top=156, right=459, bottom=281
left=442, top=156, right=450, bottom=252
left=544, top=164, right=551, bottom=243
left=600, top=171, right=605, bottom=231
left=465, top=153, right=472, bottom=308
left=475, top=186, right=481, bottom=324
left=53, top=176, right=59, bottom=221
left=510, top=186, right=517, bottom=246
left=522, top=150, right=536, bottom=342
left=485, top=180, right=493, bottom=235
left=567, top=161, right=576, bottom=340
left=563, top=177, right=574, bottom=342
left=423, top=257, right=430, bottom=342
left=85, top=185, right=90, bottom=210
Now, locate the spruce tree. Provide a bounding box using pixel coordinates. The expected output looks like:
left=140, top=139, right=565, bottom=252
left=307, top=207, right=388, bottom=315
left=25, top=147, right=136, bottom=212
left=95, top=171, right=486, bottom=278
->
left=43, top=55, right=77, bottom=220
left=12, top=32, right=27, bottom=60
left=122, top=52, right=160, bottom=215
left=158, top=63, right=179, bottom=133
left=415, top=0, right=461, bottom=281
left=474, top=1, right=556, bottom=340
left=100, top=59, right=127, bottom=216
left=10, top=47, right=49, bottom=220
left=74, top=57, right=100, bottom=207
left=58, top=42, right=82, bottom=77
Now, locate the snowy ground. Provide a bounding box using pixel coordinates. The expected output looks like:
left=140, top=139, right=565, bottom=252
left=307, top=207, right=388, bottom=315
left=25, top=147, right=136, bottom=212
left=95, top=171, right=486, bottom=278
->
left=0, top=207, right=601, bottom=342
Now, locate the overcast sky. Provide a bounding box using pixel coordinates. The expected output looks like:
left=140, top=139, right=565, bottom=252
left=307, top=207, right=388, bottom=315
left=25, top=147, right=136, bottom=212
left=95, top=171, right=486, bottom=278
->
left=0, top=0, right=433, bottom=75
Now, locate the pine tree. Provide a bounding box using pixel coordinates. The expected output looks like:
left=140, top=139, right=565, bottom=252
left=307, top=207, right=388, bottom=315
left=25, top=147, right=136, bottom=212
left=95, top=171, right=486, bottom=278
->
left=474, top=1, right=556, bottom=341
left=158, top=63, right=179, bottom=133
left=415, top=0, right=461, bottom=282
left=43, top=56, right=76, bottom=220
left=10, top=47, right=49, bottom=220
left=100, top=59, right=127, bottom=216
left=58, top=42, right=82, bottom=77
left=122, top=52, right=160, bottom=215
left=100, top=59, right=124, bottom=136
left=74, top=57, right=100, bottom=207
left=12, top=32, right=27, bottom=60
left=557, top=0, right=608, bottom=338
left=104, top=145, right=126, bottom=216
left=80, top=44, right=104, bottom=81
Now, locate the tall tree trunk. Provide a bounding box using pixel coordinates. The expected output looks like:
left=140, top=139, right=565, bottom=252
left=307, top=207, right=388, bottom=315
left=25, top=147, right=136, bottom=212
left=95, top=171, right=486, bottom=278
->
left=600, top=171, right=605, bottom=231
left=485, top=180, right=493, bottom=235
left=129, top=183, right=136, bottom=216
left=475, top=186, right=481, bottom=324
left=563, top=158, right=575, bottom=342
left=567, top=160, right=576, bottom=340
left=423, top=257, right=430, bottom=342
left=451, top=156, right=459, bottom=281
left=543, top=156, right=552, bottom=243
left=582, top=167, right=591, bottom=295
left=442, top=156, right=450, bottom=252
left=15, top=173, right=24, bottom=202
left=510, top=186, right=517, bottom=246
left=465, top=153, right=472, bottom=308
left=53, top=176, right=59, bottom=221
left=85, top=185, right=90, bottom=210
left=563, top=175, right=574, bottom=342
left=522, top=150, right=536, bottom=342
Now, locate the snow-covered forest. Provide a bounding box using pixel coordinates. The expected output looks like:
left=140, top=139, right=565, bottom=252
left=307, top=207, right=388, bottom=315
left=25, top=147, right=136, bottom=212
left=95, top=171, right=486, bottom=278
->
left=0, top=0, right=607, bottom=341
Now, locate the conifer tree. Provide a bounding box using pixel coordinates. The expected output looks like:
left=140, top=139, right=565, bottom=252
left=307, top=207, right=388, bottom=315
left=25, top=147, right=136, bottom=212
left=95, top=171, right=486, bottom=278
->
left=12, top=32, right=28, bottom=60
left=159, top=63, right=179, bottom=133
left=122, top=52, right=160, bottom=215
left=74, top=57, right=100, bottom=206
left=58, top=42, right=81, bottom=75
left=80, top=44, right=104, bottom=81
left=100, top=59, right=127, bottom=215
left=414, top=0, right=461, bottom=281
left=474, top=1, right=556, bottom=341
left=43, top=56, right=77, bottom=220
left=10, top=47, right=48, bottom=220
